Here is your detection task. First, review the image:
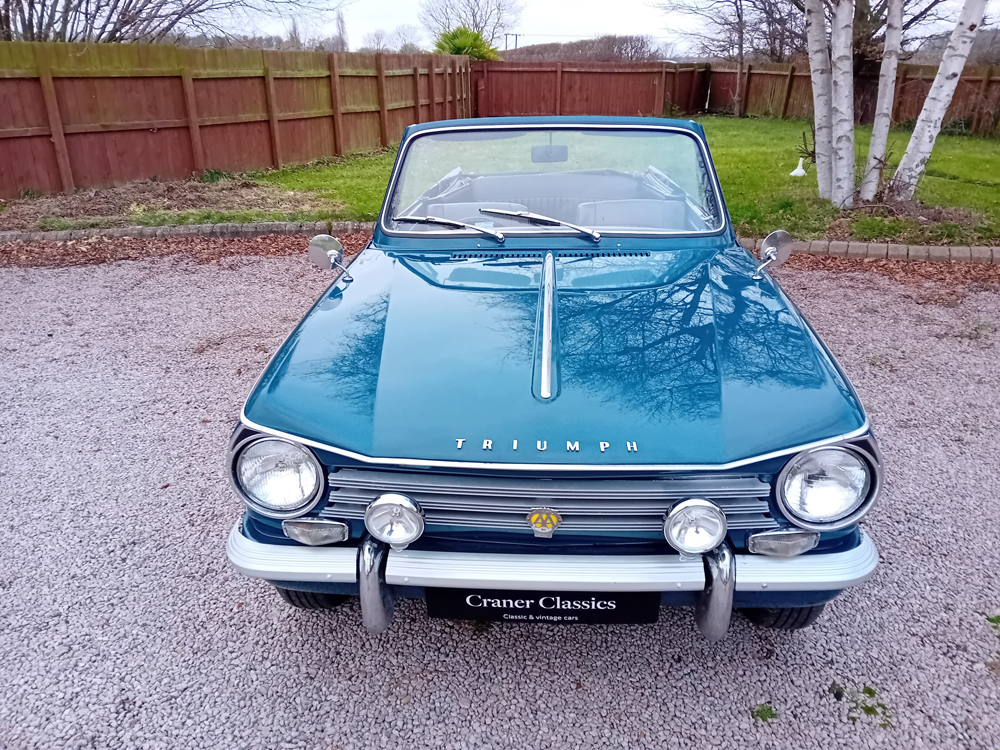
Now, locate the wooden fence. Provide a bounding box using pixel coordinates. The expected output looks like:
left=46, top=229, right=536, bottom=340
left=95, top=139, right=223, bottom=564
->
left=707, top=62, right=999, bottom=134
left=471, top=61, right=709, bottom=118
left=472, top=59, right=999, bottom=139
left=0, top=42, right=470, bottom=198
left=2, top=40, right=998, bottom=199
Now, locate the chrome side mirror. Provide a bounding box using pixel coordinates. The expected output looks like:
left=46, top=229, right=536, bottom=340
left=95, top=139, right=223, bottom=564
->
left=753, top=229, right=793, bottom=280
left=308, top=234, right=353, bottom=282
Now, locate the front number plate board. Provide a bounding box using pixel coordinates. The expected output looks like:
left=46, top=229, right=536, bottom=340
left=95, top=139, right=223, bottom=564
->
left=426, top=588, right=660, bottom=624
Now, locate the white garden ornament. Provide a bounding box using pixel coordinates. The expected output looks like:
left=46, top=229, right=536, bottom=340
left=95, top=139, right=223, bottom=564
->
left=790, top=158, right=807, bottom=177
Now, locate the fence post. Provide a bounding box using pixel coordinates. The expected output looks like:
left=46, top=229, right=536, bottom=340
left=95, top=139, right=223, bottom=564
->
left=892, top=65, right=907, bottom=123
left=427, top=56, right=438, bottom=120
left=737, top=64, right=752, bottom=117
left=686, top=66, right=700, bottom=113
left=555, top=62, right=563, bottom=116
left=375, top=53, right=390, bottom=146
left=655, top=63, right=667, bottom=116
left=329, top=53, right=345, bottom=156
left=672, top=62, right=680, bottom=111
left=413, top=65, right=422, bottom=123
left=479, top=63, right=488, bottom=117
left=972, top=67, right=993, bottom=134
left=34, top=45, right=74, bottom=192
left=444, top=61, right=452, bottom=119
left=181, top=69, right=206, bottom=175
left=780, top=65, right=796, bottom=119
left=263, top=54, right=283, bottom=168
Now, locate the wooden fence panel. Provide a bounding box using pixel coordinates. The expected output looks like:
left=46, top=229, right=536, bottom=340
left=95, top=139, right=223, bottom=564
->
left=3, top=39, right=998, bottom=200
left=0, top=41, right=468, bottom=198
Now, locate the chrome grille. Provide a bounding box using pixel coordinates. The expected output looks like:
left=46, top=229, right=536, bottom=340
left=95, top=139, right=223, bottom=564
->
left=320, top=469, right=777, bottom=533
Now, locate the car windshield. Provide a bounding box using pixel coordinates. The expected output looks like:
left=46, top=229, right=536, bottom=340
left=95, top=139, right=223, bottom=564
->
left=384, top=126, right=724, bottom=236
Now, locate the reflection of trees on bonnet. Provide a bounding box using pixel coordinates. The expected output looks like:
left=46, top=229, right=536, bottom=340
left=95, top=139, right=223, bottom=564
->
left=555, top=253, right=825, bottom=421
left=287, top=250, right=826, bottom=422
left=297, top=295, right=391, bottom=416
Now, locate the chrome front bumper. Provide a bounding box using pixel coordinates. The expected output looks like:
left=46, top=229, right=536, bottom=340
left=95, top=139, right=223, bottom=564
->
left=226, top=524, right=879, bottom=640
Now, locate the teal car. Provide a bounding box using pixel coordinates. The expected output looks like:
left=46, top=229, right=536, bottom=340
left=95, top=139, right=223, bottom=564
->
left=226, top=117, right=881, bottom=640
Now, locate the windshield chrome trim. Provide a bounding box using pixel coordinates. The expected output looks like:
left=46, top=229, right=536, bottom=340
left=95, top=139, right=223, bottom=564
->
left=378, top=123, right=728, bottom=240
left=236, top=412, right=871, bottom=473
left=539, top=251, right=555, bottom=399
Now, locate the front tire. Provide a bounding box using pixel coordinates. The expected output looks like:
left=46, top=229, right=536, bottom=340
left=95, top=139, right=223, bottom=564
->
left=275, top=587, right=349, bottom=610
left=740, top=604, right=826, bottom=630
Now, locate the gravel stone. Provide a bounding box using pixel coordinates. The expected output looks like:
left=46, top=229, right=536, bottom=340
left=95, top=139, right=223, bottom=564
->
left=1, top=250, right=999, bottom=749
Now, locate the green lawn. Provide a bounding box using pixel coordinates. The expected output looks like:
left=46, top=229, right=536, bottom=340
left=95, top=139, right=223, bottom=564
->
left=257, top=117, right=999, bottom=244
left=9, top=118, right=997, bottom=242
left=256, top=149, right=398, bottom=222
left=698, top=116, right=1000, bottom=244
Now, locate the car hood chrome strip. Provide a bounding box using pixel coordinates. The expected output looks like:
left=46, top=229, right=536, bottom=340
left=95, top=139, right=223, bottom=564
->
left=540, top=251, right=555, bottom=400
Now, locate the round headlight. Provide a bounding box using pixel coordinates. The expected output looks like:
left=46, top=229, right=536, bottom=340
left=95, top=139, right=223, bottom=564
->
left=664, top=499, right=728, bottom=554
left=364, top=494, right=424, bottom=548
left=235, top=438, right=323, bottom=518
left=778, top=446, right=873, bottom=529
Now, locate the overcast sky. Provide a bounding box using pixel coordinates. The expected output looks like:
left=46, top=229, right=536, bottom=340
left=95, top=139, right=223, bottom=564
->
left=262, top=0, right=695, bottom=52
left=260, top=0, right=997, bottom=53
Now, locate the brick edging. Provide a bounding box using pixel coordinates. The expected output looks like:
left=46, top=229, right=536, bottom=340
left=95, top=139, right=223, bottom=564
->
left=0, top=220, right=377, bottom=244
left=738, top=237, right=999, bottom=264
left=1, top=223, right=996, bottom=265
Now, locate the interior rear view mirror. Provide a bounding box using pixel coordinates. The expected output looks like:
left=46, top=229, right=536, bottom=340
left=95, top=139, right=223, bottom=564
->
left=531, top=144, right=568, bottom=163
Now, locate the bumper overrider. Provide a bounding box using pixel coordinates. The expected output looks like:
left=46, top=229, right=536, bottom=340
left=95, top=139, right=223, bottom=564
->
left=226, top=523, right=879, bottom=641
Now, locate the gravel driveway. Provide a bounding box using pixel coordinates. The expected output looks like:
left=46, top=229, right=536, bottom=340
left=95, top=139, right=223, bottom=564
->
left=1, top=251, right=999, bottom=749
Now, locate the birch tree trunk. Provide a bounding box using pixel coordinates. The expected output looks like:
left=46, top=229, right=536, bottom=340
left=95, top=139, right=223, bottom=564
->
left=858, top=0, right=902, bottom=201
left=829, top=0, right=856, bottom=208
left=803, top=0, right=833, bottom=200
left=889, top=0, right=988, bottom=200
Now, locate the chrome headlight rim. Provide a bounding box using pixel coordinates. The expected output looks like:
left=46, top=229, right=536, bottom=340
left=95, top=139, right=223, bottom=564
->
left=663, top=497, right=729, bottom=554
left=229, top=435, right=326, bottom=520
left=775, top=443, right=881, bottom=532
left=364, top=493, right=425, bottom=548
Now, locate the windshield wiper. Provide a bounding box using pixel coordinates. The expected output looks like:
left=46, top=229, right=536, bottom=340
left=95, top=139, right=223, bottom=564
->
left=479, top=208, right=601, bottom=243
left=393, top=214, right=505, bottom=243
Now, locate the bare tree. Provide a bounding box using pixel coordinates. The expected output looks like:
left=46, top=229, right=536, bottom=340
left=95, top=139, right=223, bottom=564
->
left=659, top=0, right=748, bottom=111
left=419, top=0, right=522, bottom=45
left=360, top=29, right=394, bottom=53
left=391, top=24, right=423, bottom=53
left=859, top=0, right=902, bottom=201
left=889, top=0, right=988, bottom=199
left=2, top=0, right=341, bottom=43
left=503, top=35, right=675, bottom=62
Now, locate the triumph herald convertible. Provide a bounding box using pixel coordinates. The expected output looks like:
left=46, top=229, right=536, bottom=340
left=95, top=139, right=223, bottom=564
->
left=226, top=116, right=881, bottom=640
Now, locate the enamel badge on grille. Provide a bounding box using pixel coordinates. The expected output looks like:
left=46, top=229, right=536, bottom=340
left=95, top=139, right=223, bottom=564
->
left=527, top=508, right=562, bottom=538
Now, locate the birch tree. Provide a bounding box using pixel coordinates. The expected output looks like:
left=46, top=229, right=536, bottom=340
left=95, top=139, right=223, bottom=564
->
left=803, top=0, right=834, bottom=200
left=858, top=0, right=902, bottom=201
left=829, top=0, right=856, bottom=208
left=889, top=0, right=989, bottom=200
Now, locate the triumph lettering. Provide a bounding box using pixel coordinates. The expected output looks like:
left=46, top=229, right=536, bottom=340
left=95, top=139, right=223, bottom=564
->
left=483, top=439, right=492, bottom=450
left=600, top=441, right=610, bottom=452
left=455, top=438, right=466, bottom=449
left=566, top=441, right=579, bottom=452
